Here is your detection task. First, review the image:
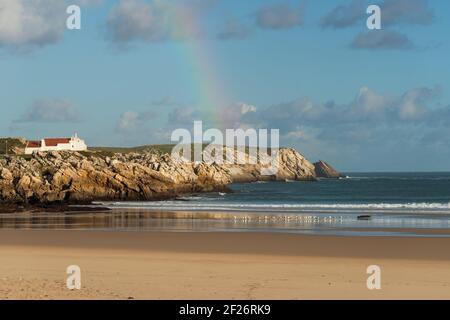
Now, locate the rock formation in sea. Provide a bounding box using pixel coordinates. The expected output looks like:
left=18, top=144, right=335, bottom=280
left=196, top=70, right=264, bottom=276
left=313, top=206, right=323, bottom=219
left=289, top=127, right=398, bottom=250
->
left=0, top=147, right=317, bottom=205
left=314, top=160, right=343, bottom=179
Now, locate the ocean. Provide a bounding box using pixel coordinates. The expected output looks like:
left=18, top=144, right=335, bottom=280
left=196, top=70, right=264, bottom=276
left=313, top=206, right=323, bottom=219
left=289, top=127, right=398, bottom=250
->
left=105, top=172, right=450, bottom=214
left=2, top=173, right=450, bottom=237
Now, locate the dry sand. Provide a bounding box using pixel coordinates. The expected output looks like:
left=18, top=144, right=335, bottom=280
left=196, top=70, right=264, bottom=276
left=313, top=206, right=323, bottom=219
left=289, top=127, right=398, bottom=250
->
left=1, top=230, right=450, bottom=300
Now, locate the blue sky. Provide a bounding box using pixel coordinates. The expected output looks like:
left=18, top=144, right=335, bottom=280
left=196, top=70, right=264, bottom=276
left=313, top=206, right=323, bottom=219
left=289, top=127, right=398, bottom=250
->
left=1, top=0, right=450, bottom=171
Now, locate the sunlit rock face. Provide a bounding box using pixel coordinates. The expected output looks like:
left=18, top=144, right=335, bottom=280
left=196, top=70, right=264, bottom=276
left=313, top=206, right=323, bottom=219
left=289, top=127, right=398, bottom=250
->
left=0, top=147, right=319, bottom=204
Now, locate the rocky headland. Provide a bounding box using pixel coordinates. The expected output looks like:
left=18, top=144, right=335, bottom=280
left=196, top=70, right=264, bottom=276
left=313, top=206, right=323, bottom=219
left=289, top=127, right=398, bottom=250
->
left=314, top=160, right=344, bottom=179
left=0, top=147, right=340, bottom=210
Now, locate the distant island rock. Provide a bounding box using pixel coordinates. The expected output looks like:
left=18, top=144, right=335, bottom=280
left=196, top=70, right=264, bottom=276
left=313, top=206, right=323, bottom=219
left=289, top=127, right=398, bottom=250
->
left=314, top=160, right=343, bottom=179
left=0, top=147, right=324, bottom=205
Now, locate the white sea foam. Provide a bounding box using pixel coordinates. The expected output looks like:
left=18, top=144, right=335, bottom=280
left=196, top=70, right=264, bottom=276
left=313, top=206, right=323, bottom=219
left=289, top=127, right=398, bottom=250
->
left=94, top=201, right=450, bottom=213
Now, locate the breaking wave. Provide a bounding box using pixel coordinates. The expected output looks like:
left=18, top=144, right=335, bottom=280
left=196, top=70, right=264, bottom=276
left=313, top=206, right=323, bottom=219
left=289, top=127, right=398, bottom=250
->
left=94, top=201, right=450, bottom=214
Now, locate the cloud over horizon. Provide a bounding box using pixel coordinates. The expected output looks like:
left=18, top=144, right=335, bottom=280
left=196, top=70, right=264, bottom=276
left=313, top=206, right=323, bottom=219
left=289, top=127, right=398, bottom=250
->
left=113, top=84, right=447, bottom=170
left=116, top=110, right=156, bottom=133
left=255, top=86, right=441, bottom=132
left=162, top=85, right=446, bottom=146
left=158, top=87, right=442, bottom=143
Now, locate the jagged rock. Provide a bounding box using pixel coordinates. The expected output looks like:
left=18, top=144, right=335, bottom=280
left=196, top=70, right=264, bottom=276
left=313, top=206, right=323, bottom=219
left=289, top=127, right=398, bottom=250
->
left=0, top=168, right=13, bottom=180
left=0, top=147, right=320, bottom=204
left=223, top=147, right=316, bottom=182
left=314, top=160, right=342, bottom=179
left=275, top=148, right=316, bottom=181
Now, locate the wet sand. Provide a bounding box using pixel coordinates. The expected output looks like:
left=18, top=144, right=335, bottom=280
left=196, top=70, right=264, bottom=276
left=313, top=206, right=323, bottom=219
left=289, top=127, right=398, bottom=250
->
left=1, top=230, right=450, bottom=299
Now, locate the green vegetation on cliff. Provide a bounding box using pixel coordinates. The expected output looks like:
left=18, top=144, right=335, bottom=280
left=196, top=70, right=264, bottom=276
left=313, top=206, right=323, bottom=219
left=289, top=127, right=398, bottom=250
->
left=0, top=138, right=27, bottom=155
left=89, top=144, right=177, bottom=155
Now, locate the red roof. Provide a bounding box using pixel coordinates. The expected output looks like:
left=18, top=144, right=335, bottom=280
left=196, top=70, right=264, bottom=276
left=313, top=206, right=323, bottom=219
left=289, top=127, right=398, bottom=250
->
left=27, top=140, right=42, bottom=148
left=44, top=138, right=71, bottom=147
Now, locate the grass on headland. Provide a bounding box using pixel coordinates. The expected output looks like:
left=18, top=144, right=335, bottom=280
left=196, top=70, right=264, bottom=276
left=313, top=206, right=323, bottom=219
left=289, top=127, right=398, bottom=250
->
left=90, top=144, right=274, bottom=157
left=1, top=138, right=276, bottom=161
left=0, top=138, right=27, bottom=155
left=89, top=144, right=177, bottom=155
left=89, top=144, right=210, bottom=159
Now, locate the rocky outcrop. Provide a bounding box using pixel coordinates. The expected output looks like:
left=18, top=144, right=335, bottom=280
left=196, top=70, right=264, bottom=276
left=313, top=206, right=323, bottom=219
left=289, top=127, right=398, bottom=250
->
left=222, top=148, right=316, bottom=182
left=314, top=160, right=342, bottom=179
left=0, top=147, right=317, bottom=205
left=275, top=148, right=316, bottom=181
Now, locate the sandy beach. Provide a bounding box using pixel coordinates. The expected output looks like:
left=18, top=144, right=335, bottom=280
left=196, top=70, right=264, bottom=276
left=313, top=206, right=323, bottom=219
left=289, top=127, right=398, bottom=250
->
left=1, top=230, right=450, bottom=300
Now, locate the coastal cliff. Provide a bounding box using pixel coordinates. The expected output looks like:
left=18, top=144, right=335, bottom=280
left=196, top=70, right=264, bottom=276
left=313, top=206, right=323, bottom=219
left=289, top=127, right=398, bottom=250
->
left=0, top=148, right=317, bottom=205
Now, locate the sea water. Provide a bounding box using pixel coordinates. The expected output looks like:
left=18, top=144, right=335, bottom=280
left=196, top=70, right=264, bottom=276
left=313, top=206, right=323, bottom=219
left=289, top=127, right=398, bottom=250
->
left=2, top=173, right=450, bottom=237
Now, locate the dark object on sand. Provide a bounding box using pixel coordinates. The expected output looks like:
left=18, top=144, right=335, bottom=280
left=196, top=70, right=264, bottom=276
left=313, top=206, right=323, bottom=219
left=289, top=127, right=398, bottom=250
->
left=357, top=215, right=372, bottom=221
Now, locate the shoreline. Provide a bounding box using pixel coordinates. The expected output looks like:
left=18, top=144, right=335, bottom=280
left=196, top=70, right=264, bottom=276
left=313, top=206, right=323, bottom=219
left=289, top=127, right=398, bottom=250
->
left=0, top=203, right=111, bottom=214
left=1, top=230, right=450, bottom=299
left=2, top=207, right=449, bottom=238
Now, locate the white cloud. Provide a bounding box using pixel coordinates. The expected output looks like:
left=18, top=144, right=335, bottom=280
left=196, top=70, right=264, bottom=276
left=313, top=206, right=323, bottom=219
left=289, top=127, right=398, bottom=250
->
left=0, top=0, right=66, bottom=50
left=396, top=87, right=436, bottom=121
left=74, top=0, right=104, bottom=5
left=321, top=0, right=434, bottom=29
left=286, top=129, right=308, bottom=139
left=351, top=30, right=414, bottom=50
left=15, top=99, right=81, bottom=123
left=106, top=0, right=215, bottom=45
left=217, top=18, right=251, bottom=40
left=164, top=87, right=442, bottom=139
left=255, top=2, right=305, bottom=30
left=217, top=102, right=257, bottom=129
left=116, top=110, right=155, bottom=132
left=381, top=0, right=434, bottom=26
left=320, top=0, right=364, bottom=29
left=106, top=0, right=167, bottom=43
left=0, top=0, right=102, bottom=51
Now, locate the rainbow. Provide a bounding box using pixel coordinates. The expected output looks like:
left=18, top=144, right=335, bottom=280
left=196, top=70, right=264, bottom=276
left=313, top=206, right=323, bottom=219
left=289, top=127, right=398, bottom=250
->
left=154, top=0, right=229, bottom=128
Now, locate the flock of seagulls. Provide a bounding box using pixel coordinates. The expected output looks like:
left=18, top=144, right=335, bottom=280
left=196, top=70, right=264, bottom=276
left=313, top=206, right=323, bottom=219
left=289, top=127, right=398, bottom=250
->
left=231, top=214, right=345, bottom=224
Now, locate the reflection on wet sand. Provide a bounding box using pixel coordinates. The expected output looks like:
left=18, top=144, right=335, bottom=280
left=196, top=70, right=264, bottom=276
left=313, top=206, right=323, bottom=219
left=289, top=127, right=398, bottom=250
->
left=0, top=210, right=343, bottom=232
left=0, top=209, right=450, bottom=237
